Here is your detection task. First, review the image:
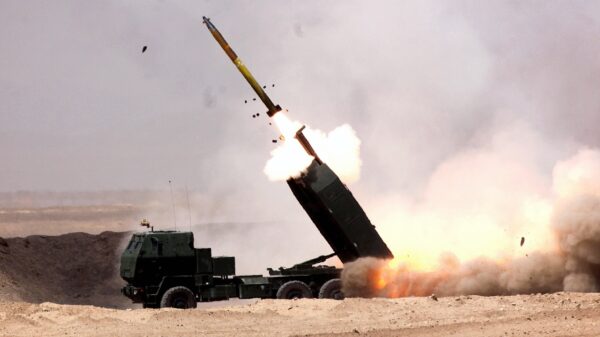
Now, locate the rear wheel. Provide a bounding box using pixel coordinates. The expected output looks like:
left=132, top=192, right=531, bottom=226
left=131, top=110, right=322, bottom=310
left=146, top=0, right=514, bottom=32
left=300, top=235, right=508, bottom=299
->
left=276, top=281, right=313, bottom=299
left=318, top=278, right=344, bottom=300
left=160, top=286, right=197, bottom=309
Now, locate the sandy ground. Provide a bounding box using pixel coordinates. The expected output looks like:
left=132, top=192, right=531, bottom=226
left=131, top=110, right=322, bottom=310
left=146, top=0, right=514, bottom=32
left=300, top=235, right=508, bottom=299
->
left=1, top=293, right=600, bottom=337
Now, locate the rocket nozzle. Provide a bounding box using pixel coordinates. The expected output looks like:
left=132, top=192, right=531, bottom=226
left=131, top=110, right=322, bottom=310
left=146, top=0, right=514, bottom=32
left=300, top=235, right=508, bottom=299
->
left=268, top=105, right=282, bottom=117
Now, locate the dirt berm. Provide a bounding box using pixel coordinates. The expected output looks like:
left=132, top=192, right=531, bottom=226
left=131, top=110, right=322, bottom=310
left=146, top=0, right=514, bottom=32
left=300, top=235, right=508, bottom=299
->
left=0, top=231, right=132, bottom=308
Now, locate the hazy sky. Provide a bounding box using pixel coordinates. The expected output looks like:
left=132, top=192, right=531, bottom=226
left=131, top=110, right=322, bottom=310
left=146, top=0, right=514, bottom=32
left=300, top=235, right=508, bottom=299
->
left=2, top=1, right=600, bottom=195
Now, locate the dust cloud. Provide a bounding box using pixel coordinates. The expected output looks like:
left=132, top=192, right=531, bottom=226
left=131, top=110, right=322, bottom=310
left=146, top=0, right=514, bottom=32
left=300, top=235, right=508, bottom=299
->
left=343, top=149, right=600, bottom=297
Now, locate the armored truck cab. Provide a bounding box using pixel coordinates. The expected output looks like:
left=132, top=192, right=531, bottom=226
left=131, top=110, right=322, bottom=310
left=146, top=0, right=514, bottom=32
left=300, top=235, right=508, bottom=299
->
left=120, top=231, right=271, bottom=308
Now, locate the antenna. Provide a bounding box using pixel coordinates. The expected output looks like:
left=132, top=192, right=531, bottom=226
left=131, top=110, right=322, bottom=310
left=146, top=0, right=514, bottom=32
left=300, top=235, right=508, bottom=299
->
left=168, top=180, right=177, bottom=230
left=185, top=185, right=192, bottom=232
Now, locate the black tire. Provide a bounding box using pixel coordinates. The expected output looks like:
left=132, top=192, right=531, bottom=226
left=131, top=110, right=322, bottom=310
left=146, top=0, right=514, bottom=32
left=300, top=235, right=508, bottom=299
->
left=318, top=278, right=344, bottom=300
left=276, top=281, right=313, bottom=299
left=160, top=286, right=197, bottom=309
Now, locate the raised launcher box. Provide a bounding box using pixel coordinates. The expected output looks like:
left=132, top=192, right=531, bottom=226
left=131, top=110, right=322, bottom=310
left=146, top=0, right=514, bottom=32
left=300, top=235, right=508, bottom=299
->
left=212, top=256, right=235, bottom=276
left=287, top=160, right=394, bottom=263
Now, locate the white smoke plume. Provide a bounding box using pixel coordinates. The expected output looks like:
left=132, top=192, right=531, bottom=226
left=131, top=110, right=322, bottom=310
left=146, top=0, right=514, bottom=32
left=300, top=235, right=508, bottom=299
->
left=263, top=113, right=362, bottom=183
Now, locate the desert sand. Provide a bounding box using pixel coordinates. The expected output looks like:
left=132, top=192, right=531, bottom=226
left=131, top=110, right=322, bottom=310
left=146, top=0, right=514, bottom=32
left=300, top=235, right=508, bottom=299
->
left=1, top=294, right=600, bottom=337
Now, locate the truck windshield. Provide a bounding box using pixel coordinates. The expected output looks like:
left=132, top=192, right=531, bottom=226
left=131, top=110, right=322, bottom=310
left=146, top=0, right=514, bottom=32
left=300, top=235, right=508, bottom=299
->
left=126, top=235, right=143, bottom=252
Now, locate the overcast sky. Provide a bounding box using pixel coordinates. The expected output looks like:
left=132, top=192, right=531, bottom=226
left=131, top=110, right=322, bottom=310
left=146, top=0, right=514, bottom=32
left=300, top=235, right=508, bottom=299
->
left=2, top=1, right=600, bottom=196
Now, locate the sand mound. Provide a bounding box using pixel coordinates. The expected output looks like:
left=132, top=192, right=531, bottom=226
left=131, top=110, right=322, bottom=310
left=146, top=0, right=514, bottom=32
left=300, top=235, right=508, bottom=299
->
left=0, top=231, right=132, bottom=308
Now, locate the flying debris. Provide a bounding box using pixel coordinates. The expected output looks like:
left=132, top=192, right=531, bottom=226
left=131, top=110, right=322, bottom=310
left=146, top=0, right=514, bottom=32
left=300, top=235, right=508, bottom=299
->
left=272, top=84, right=275, bottom=87
left=245, top=100, right=247, bottom=104
left=253, top=98, right=256, bottom=101
left=520, top=237, right=525, bottom=247
left=272, top=140, right=277, bottom=143
left=142, top=45, right=147, bottom=53
left=257, top=113, right=260, bottom=117
left=263, top=85, right=266, bottom=89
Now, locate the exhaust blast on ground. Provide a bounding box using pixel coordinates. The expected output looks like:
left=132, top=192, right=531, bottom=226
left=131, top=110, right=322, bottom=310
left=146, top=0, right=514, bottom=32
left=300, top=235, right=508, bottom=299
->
left=342, top=148, right=600, bottom=297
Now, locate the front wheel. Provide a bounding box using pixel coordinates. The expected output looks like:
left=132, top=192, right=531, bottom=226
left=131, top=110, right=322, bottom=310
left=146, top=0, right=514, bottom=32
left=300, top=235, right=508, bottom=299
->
left=318, top=278, right=344, bottom=300
left=160, top=286, right=197, bottom=309
left=276, top=281, right=313, bottom=299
